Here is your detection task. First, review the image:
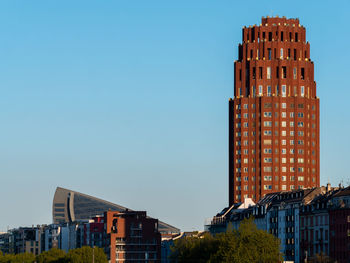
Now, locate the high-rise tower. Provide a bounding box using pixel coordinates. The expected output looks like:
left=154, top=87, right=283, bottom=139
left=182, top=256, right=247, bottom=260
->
left=229, top=17, right=320, bottom=205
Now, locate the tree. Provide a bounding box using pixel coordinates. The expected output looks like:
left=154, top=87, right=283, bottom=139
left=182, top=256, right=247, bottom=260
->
left=170, top=217, right=282, bottom=263
left=36, top=248, right=66, bottom=263
left=169, top=233, right=219, bottom=263
left=0, top=253, right=36, bottom=263
left=65, top=246, right=107, bottom=263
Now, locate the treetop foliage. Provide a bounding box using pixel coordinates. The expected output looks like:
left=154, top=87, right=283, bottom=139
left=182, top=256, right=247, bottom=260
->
left=170, top=217, right=283, bottom=263
left=0, top=246, right=107, bottom=263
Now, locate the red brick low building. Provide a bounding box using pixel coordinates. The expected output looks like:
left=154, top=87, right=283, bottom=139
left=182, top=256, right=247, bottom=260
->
left=104, top=210, right=161, bottom=263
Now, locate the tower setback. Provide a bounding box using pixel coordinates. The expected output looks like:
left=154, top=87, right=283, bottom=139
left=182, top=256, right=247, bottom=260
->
left=229, top=17, right=320, bottom=205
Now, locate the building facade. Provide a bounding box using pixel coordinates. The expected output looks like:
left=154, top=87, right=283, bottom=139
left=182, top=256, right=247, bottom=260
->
left=207, top=185, right=350, bottom=263
left=105, top=211, right=161, bottom=263
left=229, top=17, right=320, bottom=205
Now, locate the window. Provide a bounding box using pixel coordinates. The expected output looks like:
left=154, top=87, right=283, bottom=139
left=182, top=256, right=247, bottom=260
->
left=259, top=67, right=263, bottom=79
left=290, top=140, right=294, bottom=145
left=282, top=149, right=286, bottom=154
left=282, top=176, right=286, bottom=181
left=282, top=85, right=286, bottom=97
left=259, top=85, right=263, bottom=95
left=267, top=67, right=271, bottom=79
left=298, top=140, right=304, bottom=145
left=281, top=140, right=286, bottom=145
left=281, top=121, right=286, bottom=127
left=290, top=158, right=294, bottom=163
left=293, top=67, right=297, bottom=79
left=282, top=167, right=287, bottom=172
left=282, top=185, right=287, bottom=190
left=264, top=139, right=272, bottom=145
left=264, top=167, right=272, bottom=172
left=301, top=86, right=305, bottom=97
left=264, top=130, right=272, bottom=136
left=301, top=67, right=305, bottom=80
left=282, top=112, right=286, bottom=118
left=282, top=66, right=287, bottom=78
left=298, top=176, right=304, bottom=181
left=264, top=121, right=272, bottom=127
left=290, top=121, right=294, bottom=127
left=264, top=185, right=272, bottom=190
left=298, top=122, right=304, bottom=127
left=281, top=130, right=286, bottom=136
left=280, top=48, right=283, bottom=59
left=290, top=112, right=295, bottom=118
left=282, top=102, right=287, bottom=108
left=290, top=131, right=294, bottom=136
left=264, top=157, right=272, bottom=163
left=298, top=158, right=304, bottom=163
left=264, top=176, right=272, bottom=181
left=281, top=158, right=286, bottom=163
left=268, top=48, right=272, bottom=60
left=267, top=86, right=271, bottom=96
left=298, top=131, right=304, bottom=136
left=243, top=113, right=249, bottom=118
left=264, top=112, right=272, bottom=117
left=264, top=148, right=272, bottom=154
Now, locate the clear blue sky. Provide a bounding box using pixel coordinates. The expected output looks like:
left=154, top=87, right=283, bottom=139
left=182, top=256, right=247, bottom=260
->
left=0, top=0, right=349, bottom=232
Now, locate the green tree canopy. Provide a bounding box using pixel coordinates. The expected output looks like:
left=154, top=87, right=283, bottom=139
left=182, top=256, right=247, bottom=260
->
left=170, top=217, right=282, bottom=263
left=65, top=246, right=107, bottom=263
left=36, top=248, right=66, bottom=263
left=0, top=253, right=36, bottom=263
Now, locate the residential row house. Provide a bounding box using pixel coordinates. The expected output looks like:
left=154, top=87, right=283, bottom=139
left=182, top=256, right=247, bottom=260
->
left=0, top=210, right=162, bottom=263
left=207, top=184, right=350, bottom=263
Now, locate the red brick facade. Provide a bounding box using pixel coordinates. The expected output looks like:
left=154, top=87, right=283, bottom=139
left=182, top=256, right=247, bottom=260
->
left=105, top=211, right=161, bottom=263
left=229, top=17, right=320, bottom=205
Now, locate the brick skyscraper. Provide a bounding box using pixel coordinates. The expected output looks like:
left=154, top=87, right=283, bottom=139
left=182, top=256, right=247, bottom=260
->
left=229, top=17, right=320, bottom=205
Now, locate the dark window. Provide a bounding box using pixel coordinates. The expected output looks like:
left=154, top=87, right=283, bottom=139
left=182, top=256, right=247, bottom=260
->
left=239, top=69, right=242, bottom=81
left=294, top=49, right=297, bottom=60
left=276, top=67, right=279, bottom=78
left=262, top=32, right=266, bottom=39
left=295, top=32, right=298, bottom=42
left=250, top=49, right=253, bottom=59
left=268, top=32, right=272, bottom=41
left=281, top=31, right=284, bottom=41
left=55, top=208, right=65, bottom=212
left=259, top=67, right=263, bottom=79
left=301, top=68, right=305, bottom=80
left=288, top=49, right=291, bottom=58
left=268, top=48, right=271, bottom=60
left=54, top=203, right=65, bottom=207
left=252, top=67, right=256, bottom=79
left=282, top=66, right=287, bottom=78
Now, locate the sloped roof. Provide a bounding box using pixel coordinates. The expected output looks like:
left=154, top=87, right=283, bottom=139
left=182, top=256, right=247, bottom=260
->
left=53, top=187, right=180, bottom=234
